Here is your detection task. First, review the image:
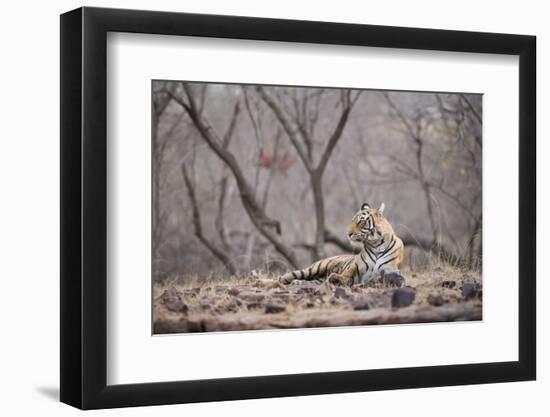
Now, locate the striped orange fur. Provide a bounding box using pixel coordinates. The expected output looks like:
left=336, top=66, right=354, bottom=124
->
left=280, top=203, right=404, bottom=286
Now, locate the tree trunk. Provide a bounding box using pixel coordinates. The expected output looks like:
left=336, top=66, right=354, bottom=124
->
left=310, top=173, right=326, bottom=260
left=169, top=86, right=300, bottom=269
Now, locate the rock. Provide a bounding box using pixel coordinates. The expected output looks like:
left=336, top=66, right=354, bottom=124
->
left=441, top=280, right=456, bottom=289
left=265, top=303, right=286, bottom=314
left=330, top=296, right=347, bottom=306
left=154, top=318, right=195, bottom=334
left=353, top=293, right=392, bottom=310
left=427, top=294, right=445, bottom=306
left=334, top=287, right=348, bottom=299
left=161, top=287, right=188, bottom=313
left=381, top=270, right=405, bottom=287
left=352, top=296, right=373, bottom=310
left=245, top=301, right=263, bottom=310
left=227, top=287, right=240, bottom=296
left=392, top=287, right=416, bottom=308
left=186, top=317, right=205, bottom=332
left=462, top=283, right=481, bottom=300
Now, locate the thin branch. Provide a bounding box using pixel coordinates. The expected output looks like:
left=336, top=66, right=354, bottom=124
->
left=315, top=90, right=360, bottom=175
left=307, top=89, right=325, bottom=138
left=256, top=86, right=312, bottom=172
left=215, top=176, right=231, bottom=250
left=153, top=82, right=176, bottom=117
left=242, top=87, right=263, bottom=151
left=383, top=92, right=437, bottom=242
left=170, top=83, right=299, bottom=268
left=382, top=92, right=419, bottom=143
left=222, top=100, right=241, bottom=146
left=428, top=181, right=477, bottom=222
left=215, top=100, right=241, bottom=249
left=460, top=93, right=482, bottom=125
left=261, top=128, right=282, bottom=209
left=287, top=89, right=314, bottom=160
left=181, top=163, right=237, bottom=275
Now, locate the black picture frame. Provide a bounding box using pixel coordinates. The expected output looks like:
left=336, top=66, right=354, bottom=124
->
left=60, top=6, right=536, bottom=410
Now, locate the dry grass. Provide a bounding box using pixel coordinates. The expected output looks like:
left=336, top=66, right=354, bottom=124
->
left=153, top=263, right=482, bottom=333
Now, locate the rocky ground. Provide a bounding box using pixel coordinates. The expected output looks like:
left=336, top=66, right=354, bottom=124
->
left=153, top=265, right=482, bottom=334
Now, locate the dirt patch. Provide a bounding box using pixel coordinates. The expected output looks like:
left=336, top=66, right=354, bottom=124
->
left=153, top=266, right=482, bottom=334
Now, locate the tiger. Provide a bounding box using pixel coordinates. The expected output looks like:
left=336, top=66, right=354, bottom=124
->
left=279, top=202, right=404, bottom=286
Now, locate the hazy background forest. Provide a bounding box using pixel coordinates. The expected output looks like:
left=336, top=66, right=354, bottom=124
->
left=151, top=81, right=482, bottom=282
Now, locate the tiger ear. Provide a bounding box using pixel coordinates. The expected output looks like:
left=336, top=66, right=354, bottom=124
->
left=379, top=202, right=385, bottom=214
left=361, top=202, right=370, bottom=211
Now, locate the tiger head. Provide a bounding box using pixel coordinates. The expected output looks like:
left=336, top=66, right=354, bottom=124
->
left=347, top=202, right=394, bottom=245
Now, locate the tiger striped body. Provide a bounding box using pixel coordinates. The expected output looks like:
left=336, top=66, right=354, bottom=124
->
left=280, top=203, right=404, bottom=286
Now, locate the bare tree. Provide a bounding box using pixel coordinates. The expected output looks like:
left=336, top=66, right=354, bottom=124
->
left=181, top=161, right=237, bottom=275
left=382, top=92, right=439, bottom=244
left=152, top=82, right=173, bottom=257
left=380, top=91, right=481, bottom=265
left=167, top=83, right=300, bottom=268
left=256, top=86, right=361, bottom=260
left=152, top=81, right=482, bottom=279
left=214, top=100, right=241, bottom=250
